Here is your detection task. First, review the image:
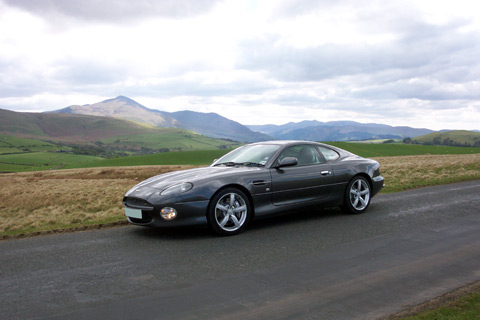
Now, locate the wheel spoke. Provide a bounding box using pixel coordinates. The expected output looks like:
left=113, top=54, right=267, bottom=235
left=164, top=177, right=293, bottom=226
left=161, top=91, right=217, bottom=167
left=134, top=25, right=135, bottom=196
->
left=229, top=193, right=235, bottom=207
left=216, top=204, right=229, bottom=213
left=233, top=205, right=246, bottom=213
left=219, top=215, right=229, bottom=227
left=230, top=215, right=240, bottom=227
left=353, top=196, right=359, bottom=207
left=360, top=189, right=369, bottom=196
left=358, top=196, right=366, bottom=207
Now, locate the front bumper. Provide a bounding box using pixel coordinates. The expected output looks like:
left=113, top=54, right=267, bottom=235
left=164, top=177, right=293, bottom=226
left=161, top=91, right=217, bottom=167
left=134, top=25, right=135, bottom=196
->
left=123, top=197, right=209, bottom=227
left=371, top=175, right=385, bottom=197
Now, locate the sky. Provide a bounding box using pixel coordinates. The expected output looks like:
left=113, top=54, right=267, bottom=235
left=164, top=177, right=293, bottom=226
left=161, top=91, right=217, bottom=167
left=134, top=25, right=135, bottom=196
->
left=1, top=0, right=479, bottom=130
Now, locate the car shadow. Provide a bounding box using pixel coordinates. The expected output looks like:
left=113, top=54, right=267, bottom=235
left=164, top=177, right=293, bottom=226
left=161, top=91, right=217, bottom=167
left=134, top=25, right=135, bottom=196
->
left=249, top=207, right=345, bottom=231
left=129, top=206, right=348, bottom=240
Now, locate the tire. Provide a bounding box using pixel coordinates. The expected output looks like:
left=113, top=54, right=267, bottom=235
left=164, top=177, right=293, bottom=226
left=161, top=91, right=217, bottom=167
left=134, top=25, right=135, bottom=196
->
left=342, top=176, right=371, bottom=214
left=207, top=188, right=252, bottom=236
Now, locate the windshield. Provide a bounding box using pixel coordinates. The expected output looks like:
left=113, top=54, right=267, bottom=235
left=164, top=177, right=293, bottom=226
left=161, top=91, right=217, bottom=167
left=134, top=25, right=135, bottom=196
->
left=213, top=144, right=281, bottom=167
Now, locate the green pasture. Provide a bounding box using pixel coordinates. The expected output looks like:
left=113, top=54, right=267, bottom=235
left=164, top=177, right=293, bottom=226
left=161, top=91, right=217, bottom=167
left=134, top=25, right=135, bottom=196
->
left=0, top=152, right=103, bottom=172
left=328, top=142, right=480, bottom=158
left=65, top=149, right=232, bottom=168
left=0, top=135, right=61, bottom=153
left=2, top=141, right=480, bottom=172
left=101, top=131, right=240, bottom=151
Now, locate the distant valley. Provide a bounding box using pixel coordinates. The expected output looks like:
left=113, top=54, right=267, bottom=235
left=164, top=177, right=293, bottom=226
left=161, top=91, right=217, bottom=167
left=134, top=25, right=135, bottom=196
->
left=1, top=96, right=480, bottom=173
left=52, top=96, right=438, bottom=142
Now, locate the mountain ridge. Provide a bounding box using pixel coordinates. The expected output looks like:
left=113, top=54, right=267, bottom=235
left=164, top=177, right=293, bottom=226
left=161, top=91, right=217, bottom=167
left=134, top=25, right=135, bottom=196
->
left=247, top=121, right=434, bottom=141
left=54, top=96, right=270, bottom=142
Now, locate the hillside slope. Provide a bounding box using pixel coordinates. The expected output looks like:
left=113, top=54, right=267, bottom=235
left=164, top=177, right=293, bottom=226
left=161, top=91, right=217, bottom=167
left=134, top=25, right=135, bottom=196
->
left=0, top=109, right=239, bottom=153
left=0, top=108, right=157, bottom=142
left=412, top=130, right=480, bottom=147
left=54, top=96, right=270, bottom=142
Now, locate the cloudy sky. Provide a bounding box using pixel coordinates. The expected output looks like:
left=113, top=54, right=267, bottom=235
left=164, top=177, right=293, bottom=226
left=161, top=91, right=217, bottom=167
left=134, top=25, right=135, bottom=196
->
left=1, top=0, right=479, bottom=130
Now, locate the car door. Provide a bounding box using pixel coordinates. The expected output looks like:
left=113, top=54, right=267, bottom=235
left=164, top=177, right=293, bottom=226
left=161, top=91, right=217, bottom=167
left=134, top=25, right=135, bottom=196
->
left=270, top=144, right=334, bottom=206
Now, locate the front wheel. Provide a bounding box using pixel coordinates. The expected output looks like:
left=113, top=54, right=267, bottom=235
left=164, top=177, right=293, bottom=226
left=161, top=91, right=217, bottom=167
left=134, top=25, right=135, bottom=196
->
left=342, top=176, right=371, bottom=214
left=207, top=188, right=252, bottom=236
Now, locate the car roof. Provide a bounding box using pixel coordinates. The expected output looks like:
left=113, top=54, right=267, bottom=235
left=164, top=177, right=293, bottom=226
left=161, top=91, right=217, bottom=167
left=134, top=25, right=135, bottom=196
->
left=248, top=140, right=354, bottom=157
left=250, top=140, right=324, bottom=147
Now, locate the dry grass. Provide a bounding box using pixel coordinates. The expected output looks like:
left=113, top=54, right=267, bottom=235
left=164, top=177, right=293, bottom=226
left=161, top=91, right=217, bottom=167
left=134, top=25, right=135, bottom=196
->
left=0, top=165, right=199, bottom=237
left=0, top=154, right=479, bottom=237
left=374, top=154, right=480, bottom=193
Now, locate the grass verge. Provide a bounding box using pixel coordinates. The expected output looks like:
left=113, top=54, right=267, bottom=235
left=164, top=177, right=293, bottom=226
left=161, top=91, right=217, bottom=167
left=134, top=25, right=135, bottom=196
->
left=0, top=153, right=479, bottom=239
left=383, top=281, right=480, bottom=320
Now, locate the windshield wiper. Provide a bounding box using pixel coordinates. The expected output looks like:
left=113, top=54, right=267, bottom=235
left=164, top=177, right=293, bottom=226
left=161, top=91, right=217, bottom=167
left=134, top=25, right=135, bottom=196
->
left=214, top=162, right=264, bottom=167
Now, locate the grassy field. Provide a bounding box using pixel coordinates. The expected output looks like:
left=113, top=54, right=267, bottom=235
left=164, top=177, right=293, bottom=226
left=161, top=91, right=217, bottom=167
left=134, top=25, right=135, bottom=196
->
left=0, top=135, right=64, bottom=153
left=328, top=142, right=480, bottom=157
left=65, top=149, right=232, bottom=168
left=3, top=141, right=480, bottom=173
left=0, top=133, right=239, bottom=172
left=1, top=153, right=479, bottom=238
left=101, top=131, right=240, bottom=151
left=0, top=152, right=103, bottom=172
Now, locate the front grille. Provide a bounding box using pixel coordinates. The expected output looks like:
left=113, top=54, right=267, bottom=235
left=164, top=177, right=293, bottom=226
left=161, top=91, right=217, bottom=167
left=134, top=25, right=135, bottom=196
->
left=124, top=197, right=154, bottom=210
left=128, top=216, right=153, bottom=224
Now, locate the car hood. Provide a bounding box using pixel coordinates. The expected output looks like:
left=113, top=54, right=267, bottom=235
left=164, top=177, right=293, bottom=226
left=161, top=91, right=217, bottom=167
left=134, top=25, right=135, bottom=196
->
left=128, top=166, right=261, bottom=193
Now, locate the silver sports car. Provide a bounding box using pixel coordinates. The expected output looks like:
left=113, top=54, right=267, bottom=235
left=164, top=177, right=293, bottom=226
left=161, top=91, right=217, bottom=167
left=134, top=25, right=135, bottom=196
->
left=123, top=141, right=384, bottom=236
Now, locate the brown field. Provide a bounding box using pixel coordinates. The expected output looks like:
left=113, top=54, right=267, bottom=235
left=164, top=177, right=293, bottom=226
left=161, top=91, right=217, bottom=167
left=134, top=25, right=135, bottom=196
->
left=1, top=154, right=479, bottom=238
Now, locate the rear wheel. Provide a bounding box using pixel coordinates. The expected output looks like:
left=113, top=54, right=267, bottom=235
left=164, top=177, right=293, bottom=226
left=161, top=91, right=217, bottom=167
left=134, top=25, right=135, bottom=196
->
left=207, top=188, right=252, bottom=236
left=343, top=176, right=371, bottom=214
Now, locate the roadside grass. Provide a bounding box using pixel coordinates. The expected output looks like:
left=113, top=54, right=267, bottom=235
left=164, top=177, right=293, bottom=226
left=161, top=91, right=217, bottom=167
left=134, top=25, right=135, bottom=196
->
left=403, top=292, right=480, bottom=320
left=1, top=153, right=479, bottom=238
left=375, top=154, right=480, bottom=193
left=390, top=282, right=480, bottom=320
left=0, top=165, right=196, bottom=237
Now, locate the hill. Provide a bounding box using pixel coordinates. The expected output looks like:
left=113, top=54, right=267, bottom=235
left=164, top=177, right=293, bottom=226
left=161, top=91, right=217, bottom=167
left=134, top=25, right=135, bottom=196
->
left=412, top=130, right=480, bottom=147
left=0, top=108, right=240, bottom=163
left=54, top=96, right=271, bottom=142
left=0, top=108, right=157, bottom=142
left=248, top=121, right=432, bottom=141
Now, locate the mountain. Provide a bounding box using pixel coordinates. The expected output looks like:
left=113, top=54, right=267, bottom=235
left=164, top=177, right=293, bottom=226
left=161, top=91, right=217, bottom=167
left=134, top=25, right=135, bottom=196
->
left=0, top=108, right=240, bottom=154
left=56, top=96, right=179, bottom=128
left=170, top=111, right=271, bottom=142
left=412, top=130, right=480, bottom=147
left=54, top=96, right=270, bottom=142
left=0, top=108, right=152, bottom=142
left=247, top=121, right=433, bottom=141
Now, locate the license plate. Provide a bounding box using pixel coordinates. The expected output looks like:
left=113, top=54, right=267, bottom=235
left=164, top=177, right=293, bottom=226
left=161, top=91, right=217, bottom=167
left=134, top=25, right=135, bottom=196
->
left=125, top=207, right=142, bottom=219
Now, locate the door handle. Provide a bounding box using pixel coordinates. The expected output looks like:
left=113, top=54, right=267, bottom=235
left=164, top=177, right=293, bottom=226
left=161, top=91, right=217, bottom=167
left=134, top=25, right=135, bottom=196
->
left=321, top=171, right=331, bottom=176
left=253, top=180, right=267, bottom=186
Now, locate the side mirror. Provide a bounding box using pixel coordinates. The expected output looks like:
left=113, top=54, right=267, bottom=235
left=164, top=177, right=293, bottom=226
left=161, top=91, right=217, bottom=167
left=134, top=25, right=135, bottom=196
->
left=277, top=157, right=298, bottom=168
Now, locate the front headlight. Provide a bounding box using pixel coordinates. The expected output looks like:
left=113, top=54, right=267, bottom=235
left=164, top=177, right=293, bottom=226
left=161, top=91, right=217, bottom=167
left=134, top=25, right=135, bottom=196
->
left=160, top=182, right=193, bottom=196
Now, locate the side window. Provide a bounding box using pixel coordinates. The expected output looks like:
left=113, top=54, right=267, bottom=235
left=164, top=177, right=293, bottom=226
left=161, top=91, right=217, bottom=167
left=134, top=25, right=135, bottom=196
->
left=277, top=145, right=324, bottom=166
left=317, top=146, right=339, bottom=161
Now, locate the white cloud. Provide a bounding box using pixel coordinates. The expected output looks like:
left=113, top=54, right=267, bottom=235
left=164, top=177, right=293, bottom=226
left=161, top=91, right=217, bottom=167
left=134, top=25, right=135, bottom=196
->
left=0, top=0, right=480, bottom=130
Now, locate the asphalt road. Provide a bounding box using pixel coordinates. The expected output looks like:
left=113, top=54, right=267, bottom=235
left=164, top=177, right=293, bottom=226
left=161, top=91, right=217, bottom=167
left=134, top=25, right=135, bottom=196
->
left=1, top=180, right=479, bottom=320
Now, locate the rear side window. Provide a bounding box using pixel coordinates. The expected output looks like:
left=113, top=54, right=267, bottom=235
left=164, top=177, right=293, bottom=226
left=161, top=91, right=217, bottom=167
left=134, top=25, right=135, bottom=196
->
left=317, top=146, right=339, bottom=161
left=277, top=145, right=324, bottom=166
